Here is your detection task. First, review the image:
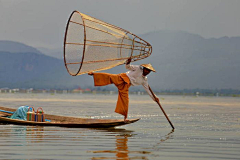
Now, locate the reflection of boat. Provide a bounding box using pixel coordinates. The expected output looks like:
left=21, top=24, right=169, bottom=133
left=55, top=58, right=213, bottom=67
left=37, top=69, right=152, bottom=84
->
left=0, top=106, right=139, bottom=128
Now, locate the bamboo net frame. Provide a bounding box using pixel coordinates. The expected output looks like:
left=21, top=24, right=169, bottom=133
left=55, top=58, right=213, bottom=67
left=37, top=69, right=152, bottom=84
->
left=64, top=10, right=152, bottom=76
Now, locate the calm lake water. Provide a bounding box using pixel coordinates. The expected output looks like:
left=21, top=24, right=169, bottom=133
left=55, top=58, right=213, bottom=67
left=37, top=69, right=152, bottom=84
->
left=0, top=93, right=239, bottom=159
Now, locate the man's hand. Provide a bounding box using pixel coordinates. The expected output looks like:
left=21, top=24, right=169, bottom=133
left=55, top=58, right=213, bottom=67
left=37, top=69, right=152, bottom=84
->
left=126, top=58, right=131, bottom=65
left=155, top=97, right=160, bottom=103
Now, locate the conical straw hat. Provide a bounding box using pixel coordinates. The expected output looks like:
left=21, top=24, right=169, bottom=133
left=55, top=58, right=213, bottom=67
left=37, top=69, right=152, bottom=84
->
left=141, top=64, right=156, bottom=72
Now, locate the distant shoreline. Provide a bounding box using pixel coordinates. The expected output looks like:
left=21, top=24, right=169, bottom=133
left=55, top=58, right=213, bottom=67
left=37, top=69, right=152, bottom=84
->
left=0, top=88, right=239, bottom=97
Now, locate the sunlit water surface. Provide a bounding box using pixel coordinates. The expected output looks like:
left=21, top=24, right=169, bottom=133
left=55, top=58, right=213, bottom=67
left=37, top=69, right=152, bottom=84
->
left=0, top=93, right=239, bottom=159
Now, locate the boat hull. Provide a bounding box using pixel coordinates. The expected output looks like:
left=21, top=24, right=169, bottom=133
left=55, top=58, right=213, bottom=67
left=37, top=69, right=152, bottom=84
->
left=0, top=106, right=139, bottom=128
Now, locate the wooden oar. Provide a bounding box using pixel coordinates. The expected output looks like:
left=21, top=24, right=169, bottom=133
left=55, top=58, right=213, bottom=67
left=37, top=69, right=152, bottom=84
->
left=149, top=86, right=175, bottom=130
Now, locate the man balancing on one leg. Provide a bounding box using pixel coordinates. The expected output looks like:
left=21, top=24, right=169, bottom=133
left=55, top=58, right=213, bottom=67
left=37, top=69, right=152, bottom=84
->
left=88, top=58, right=159, bottom=122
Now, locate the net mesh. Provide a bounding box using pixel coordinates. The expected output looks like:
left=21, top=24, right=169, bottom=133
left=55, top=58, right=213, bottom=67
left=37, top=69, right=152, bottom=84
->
left=64, top=11, right=152, bottom=76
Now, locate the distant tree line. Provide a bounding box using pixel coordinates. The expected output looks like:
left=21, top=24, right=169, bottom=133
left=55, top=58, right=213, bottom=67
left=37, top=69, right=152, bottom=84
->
left=158, top=88, right=240, bottom=96
left=90, top=86, right=240, bottom=96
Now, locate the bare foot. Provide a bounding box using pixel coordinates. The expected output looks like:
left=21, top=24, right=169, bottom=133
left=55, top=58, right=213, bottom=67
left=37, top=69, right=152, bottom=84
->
left=88, top=72, right=93, bottom=76
left=124, top=117, right=129, bottom=123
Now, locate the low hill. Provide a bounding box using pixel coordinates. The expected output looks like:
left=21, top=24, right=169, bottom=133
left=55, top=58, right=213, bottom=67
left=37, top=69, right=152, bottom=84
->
left=1, top=30, right=240, bottom=90
left=138, top=31, right=240, bottom=89
left=0, top=40, right=41, bottom=54
left=0, top=51, right=91, bottom=89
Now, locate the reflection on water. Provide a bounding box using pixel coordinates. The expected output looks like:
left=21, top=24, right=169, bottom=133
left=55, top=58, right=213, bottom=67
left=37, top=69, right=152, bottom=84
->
left=15, top=126, right=45, bottom=143
left=90, top=128, right=158, bottom=159
left=0, top=94, right=240, bottom=159
left=0, top=124, right=175, bottom=159
left=90, top=135, right=151, bottom=160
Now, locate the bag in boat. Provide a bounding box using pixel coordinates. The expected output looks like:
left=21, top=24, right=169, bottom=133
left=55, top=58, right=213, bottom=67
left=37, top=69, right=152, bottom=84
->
left=26, top=107, right=36, bottom=121
left=35, top=107, right=45, bottom=122
left=10, top=106, right=29, bottom=120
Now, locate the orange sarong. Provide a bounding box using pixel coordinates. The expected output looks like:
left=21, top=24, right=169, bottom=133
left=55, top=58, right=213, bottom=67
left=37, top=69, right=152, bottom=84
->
left=93, top=73, right=131, bottom=118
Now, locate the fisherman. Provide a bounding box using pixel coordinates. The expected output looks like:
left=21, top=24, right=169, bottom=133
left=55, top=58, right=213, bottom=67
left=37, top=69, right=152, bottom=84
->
left=88, top=58, right=159, bottom=122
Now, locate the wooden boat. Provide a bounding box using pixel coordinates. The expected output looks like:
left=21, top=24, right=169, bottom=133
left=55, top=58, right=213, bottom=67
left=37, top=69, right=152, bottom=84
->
left=0, top=106, right=139, bottom=128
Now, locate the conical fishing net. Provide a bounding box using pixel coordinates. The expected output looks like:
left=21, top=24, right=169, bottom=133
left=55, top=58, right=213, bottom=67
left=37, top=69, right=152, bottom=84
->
left=64, top=10, right=152, bottom=76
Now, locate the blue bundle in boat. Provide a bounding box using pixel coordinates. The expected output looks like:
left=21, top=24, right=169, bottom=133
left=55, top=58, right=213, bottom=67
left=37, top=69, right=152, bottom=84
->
left=10, top=106, right=29, bottom=120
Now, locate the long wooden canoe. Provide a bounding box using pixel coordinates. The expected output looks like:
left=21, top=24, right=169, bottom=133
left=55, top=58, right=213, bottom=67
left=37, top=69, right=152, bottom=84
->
left=0, top=106, right=139, bottom=128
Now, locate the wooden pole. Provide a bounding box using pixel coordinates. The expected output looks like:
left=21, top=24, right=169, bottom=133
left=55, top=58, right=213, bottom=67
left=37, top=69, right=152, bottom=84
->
left=149, top=86, right=175, bottom=130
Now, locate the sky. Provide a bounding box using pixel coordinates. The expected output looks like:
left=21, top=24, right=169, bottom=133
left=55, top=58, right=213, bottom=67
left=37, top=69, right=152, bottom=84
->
left=0, top=0, right=240, bottom=49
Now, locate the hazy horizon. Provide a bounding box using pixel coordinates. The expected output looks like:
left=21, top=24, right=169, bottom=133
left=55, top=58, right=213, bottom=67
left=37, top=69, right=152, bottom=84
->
left=1, top=0, right=240, bottom=49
